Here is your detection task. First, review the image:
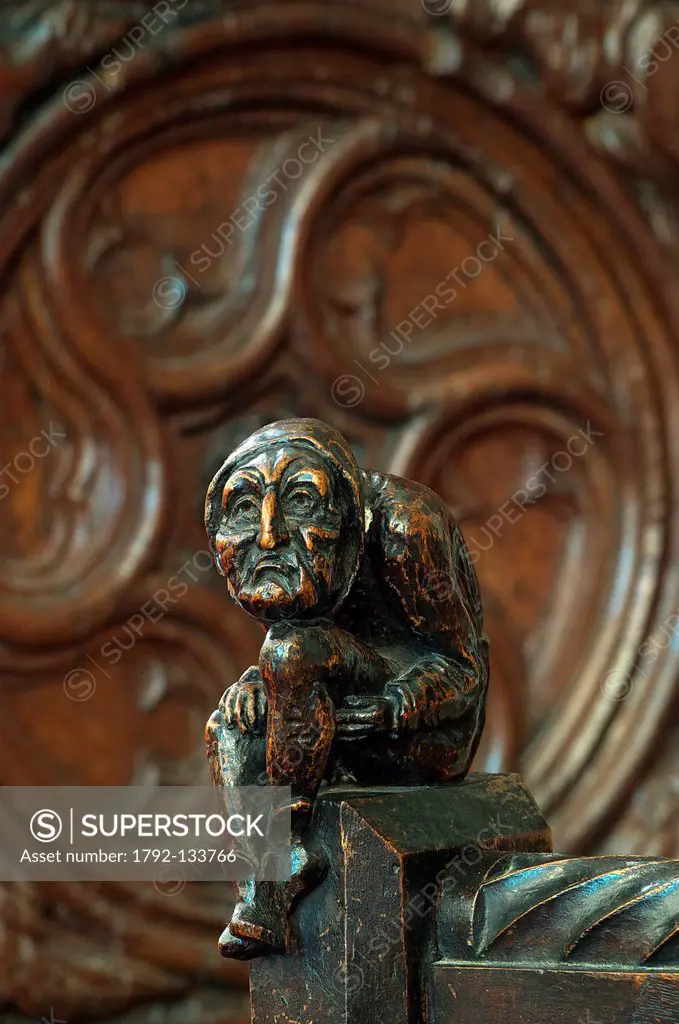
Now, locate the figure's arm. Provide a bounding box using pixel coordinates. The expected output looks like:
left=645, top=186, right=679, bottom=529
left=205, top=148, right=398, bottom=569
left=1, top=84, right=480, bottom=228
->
left=382, top=647, right=482, bottom=732
left=368, top=473, right=488, bottom=733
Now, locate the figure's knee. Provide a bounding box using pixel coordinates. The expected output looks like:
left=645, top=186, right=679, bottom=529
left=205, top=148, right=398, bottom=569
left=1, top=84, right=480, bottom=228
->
left=206, top=706, right=258, bottom=755
left=259, top=622, right=317, bottom=687
left=206, top=706, right=267, bottom=786
left=406, top=723, right=476, bottom=784
left=206, top=708, right=225, bottom=784
left=206, top=708, right=238, bottom=761
left=205, top=708, right=224, bottom=751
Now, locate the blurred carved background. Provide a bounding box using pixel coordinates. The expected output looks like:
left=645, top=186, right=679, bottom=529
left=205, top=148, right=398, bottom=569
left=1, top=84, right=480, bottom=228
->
left=1, top=0, right=679, bottom=1020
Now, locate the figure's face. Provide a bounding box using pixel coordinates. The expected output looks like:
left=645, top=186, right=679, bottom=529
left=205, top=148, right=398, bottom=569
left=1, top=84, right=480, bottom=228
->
left=213, top=445, right=345, bottom=622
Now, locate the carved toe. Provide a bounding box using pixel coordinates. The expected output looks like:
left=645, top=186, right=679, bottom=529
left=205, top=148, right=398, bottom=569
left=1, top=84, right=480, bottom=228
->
left=217, top=924, right=271, bottom=961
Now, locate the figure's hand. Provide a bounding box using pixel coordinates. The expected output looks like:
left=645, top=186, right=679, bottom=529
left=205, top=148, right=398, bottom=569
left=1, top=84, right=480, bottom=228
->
left=383, top=679, right=424, bottom=732
left=221, top=666, right=267, bottom=734
left=335, top=695, right=392, bottom=739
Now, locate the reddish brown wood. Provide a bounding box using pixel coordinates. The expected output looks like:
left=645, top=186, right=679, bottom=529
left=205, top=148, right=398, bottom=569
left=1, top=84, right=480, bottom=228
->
left=2, top=0, right=679, bottom=1020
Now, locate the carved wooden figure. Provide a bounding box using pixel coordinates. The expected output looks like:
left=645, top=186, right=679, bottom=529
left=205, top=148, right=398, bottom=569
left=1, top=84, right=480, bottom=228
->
left=204, top=417, right=489, bottom=959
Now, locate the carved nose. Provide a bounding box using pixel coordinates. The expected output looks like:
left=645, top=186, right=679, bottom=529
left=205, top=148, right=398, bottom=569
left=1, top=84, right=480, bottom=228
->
left=258, top=490, right=289, bottom=549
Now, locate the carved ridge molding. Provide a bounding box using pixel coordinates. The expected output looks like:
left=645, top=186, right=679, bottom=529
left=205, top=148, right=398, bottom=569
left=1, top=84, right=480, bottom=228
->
left=4, top=2, right=679, bottom=176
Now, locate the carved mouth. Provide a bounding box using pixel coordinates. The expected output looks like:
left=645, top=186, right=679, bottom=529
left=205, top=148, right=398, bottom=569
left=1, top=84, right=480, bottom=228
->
left=252, top=559, right=293, bottom=579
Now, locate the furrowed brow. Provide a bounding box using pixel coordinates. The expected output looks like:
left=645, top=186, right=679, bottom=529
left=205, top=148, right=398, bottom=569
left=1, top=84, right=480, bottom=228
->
left=222, top=470, right=262, bottom=507
left=281, top=464, right=330, bottom=499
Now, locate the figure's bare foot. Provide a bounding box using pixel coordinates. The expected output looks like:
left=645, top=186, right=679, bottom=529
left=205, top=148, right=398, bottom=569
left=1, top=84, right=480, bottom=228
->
left=220, top=844, right=326, bottom=960
left=218, top=924, right=273, bottom=960
left=288, top=835, right=325, bottom=896
left=228, top=892, right=287, bottom=955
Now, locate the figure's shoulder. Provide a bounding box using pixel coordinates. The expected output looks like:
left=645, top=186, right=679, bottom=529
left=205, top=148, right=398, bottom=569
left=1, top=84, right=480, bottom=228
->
left=360, top=469, right=485, bottom=641
left=360, top=469, right=452, bottom=540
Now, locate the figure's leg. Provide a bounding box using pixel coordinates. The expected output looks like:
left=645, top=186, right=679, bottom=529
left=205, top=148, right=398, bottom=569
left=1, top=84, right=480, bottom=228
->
left=217, top=622, right=393, bottom=952
left=259, top=620, right=395, bottom=798
left=400, top=711, right=486, bottom=782
left=206, top=686, right=327, bottom=957
left=206, top=707, right=277, bottom=959
left=206, top=704, right=266, bottom=787
left=206, top=624, right=394, bottom=958
left=330, top=717, right=483, bottom=789
left=340, top=704, right=488, bottom=788
left=396, top=655, right=489, bottom=783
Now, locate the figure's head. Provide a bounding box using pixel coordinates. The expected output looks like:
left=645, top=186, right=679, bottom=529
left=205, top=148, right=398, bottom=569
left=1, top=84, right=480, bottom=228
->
left=205, top=419, right=366, bottom=623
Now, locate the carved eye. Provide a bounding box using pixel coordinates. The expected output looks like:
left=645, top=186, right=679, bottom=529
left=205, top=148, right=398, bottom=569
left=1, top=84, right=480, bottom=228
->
left=286, top=487, right=316, bottom=514
left=232, top=495, right=259, bottom=519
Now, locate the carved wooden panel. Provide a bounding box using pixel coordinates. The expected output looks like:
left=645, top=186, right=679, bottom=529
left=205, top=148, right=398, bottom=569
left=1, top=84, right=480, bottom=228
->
left=1, top=0, right=679, bottom=1020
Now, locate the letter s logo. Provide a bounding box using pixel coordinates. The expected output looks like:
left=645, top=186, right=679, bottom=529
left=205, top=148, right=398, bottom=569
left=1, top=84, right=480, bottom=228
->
left=30, top=809, right=63, bottom=842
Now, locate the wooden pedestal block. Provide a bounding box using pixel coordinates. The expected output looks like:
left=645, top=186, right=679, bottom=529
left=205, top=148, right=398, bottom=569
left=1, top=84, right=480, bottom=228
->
left=426, top=967, right=679, bottom=1024
left=250, top=773, right=550, bottom=1024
